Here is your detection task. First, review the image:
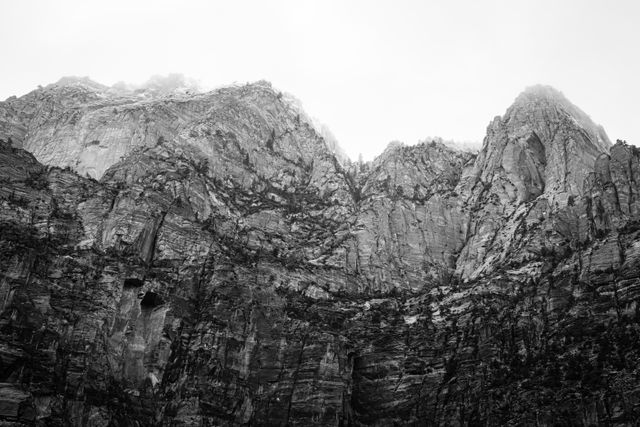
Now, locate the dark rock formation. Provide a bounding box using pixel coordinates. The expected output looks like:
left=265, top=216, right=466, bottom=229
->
left=1, top=80, right=639, bottom=426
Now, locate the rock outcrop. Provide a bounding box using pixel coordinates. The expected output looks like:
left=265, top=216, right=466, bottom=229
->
left=352, top=141, right=474, bottom=290
left=454, top=85, right=611, bottom=279
left=1, top=80, right=640, bottom=426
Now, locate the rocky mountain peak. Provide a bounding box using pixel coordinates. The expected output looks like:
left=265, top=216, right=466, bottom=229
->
left=515, top=84, right=569, bottom=104
left=49, top=76, right=108, bottom=91
left=3, top=78, right=640, bottom=425
left=365, top=138, right=474, bottom=198
left=467, top=84, right=610, bottom=207
left=509, top=84, right=610, bottom=151
left=453, top=85, right=614, bottom=279
left=0, top=79, right=350, bottom=180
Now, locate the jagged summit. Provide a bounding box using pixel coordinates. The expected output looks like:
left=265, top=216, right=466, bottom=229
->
left=0, top=78, right=350, bottom=179
left=378, top=140, right=405, bottom=157
left=3, top=78, right=640, bottom=425
left=468, top=83, right=611, bottom=207
left=374, top=137, right=477, bottom=169
left=50, top=76, right=107, bottom=91
left=50, top=74, right=203, bottom=96
left=0, top=79, right=614, bottom=201
left=455, top=85, right=612, bottom=278
left=518, top=83, right=566, bottom=100
left=111, top=73, right=204, bottom=96
left=509, top=84, right=610, bottom=151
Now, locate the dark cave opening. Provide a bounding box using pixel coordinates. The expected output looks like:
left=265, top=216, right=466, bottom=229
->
left=124, top=277, right=144, bottom=288
left=140, top=291, right=164, bottom=308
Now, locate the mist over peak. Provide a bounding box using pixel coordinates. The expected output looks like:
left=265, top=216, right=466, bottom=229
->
left=111, top=73, right=205, bottom=95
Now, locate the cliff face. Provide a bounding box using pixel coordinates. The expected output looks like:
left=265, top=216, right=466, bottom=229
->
left=1, top=80, right=639, bottom=426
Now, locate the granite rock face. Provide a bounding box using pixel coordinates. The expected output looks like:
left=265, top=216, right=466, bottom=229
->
left=1, top=80, right=640, bottom=426
left=468, top=85, right=610, bottom=203
left=455, top=85, right=612, bottom=279
left=352, top=141, right=474, bottom=290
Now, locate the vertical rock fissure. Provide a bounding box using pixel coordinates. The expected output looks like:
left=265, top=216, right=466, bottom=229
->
left=284, top=334, right=307, bottom=426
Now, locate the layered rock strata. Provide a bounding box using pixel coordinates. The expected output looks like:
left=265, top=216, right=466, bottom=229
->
left=1, top=80, right=639, bottom=426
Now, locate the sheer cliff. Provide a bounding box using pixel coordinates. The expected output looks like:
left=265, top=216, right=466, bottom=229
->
left=1, top=80, right=640, bottom=426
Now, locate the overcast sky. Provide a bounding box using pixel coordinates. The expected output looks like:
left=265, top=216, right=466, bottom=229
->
left=1, top=0, right=639, bottom=160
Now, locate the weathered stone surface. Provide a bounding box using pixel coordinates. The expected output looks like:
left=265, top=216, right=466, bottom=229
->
left=351, top=141, right=474, bottom=290
left=455, top=85, right=611, bottom=279
left=2, top=81, right=640, bottom=426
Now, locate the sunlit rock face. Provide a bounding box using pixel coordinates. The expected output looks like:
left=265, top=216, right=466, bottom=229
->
left=2, top=81, right=640, bottom=426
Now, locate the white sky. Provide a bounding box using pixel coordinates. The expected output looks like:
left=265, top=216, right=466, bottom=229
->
left=1, top=0, right=639, bottom=160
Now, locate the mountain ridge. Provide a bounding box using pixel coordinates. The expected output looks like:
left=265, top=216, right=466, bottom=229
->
left=1, top=80, right=640, bottom=426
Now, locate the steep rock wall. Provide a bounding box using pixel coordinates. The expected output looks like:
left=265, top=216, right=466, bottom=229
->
left=2, top=82, right=640, bottom=426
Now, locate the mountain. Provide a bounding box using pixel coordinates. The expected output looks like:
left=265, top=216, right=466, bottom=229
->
left=1, top=80, right=640, bottom=426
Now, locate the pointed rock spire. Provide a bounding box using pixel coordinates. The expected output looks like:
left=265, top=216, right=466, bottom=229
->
left=468, top=85, right=610, bottom=205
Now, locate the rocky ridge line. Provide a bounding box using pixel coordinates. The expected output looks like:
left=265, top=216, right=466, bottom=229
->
left=2, top=81, right=640, bottom=426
